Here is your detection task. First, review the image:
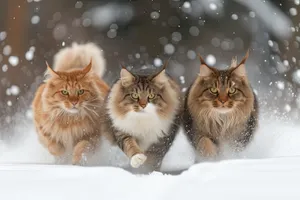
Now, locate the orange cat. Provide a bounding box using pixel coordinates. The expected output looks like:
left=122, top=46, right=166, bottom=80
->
left=32, top=43, right=109, bottom=165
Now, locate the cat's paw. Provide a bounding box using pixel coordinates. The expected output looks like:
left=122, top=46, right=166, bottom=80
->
left=72, top=140, right=91, bottom=165
left=130, top=153, right=147, bottom=168
left=48, top=142, right=65, bottom=156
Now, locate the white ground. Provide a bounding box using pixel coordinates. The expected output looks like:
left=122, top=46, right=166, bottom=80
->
left=1, top=117, right=300, bottom=199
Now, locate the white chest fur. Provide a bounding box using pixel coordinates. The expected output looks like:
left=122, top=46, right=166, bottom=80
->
left=109, top=103, right=172, bottom=151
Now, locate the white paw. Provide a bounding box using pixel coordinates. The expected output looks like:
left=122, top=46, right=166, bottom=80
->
left=130, top=153, right=147, bottom=168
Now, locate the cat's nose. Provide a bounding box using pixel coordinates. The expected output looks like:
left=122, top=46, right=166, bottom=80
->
left=71, top=101, right=78, bottom=106
left=139, top=99, right=147, bottom=109
left=219, top=99, right=226, bottom=104
left=140, top=103, right=147, bottom=108
left=218, top=98, right=227, bottom=104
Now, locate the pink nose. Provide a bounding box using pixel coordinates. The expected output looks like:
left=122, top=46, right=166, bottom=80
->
left=71, top=101, right=78, bottom=106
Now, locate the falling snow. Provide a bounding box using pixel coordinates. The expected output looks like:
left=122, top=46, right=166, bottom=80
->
left=164, top=44, right=175, bottom=55
left=2, top=64, right=8, bottom=72
left=0, top=31, right=7, bottom=41
left=290, top=8, right=298, bottom=16
left=3, top=45, right=12, bottom=56
left=150, top=11, right=160, bottom=20
left=189, top=26, right=200, bottom=36
left=8, top=56, right=19, bottom=67
left=153, top=58, right=162, bottom=67
left=187, top=50, right=196, bottom=60
left=75, top=1, right=83, bottom=9
left=209, top=3, right=217, bottom=11
left=31, top=15, right=40, bottom=24
left=231, top=14, right=238, bottom=20
left=206, top=54, right=216, bottom=65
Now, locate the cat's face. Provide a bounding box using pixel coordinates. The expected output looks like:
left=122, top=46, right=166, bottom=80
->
left=190, top=52, right=253, bottom=114
left=108, top=67, right=180, bottom=119
left=43, top=62, right=100, bottom=115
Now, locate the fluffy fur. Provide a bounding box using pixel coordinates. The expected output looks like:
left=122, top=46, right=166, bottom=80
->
left=32, top=43, right=109, bottom=165
left=51, top=42, right=106, bottom=78
left=103, top=65, right=182, bottom=173
left=183, top=51, right=258, bottom=160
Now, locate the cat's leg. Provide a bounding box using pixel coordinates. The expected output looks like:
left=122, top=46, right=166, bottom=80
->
left=115, top=133, right=146, bottom=168
left=72, top=133, right=100, bottom=165
left=233, top=131, right=254, bottom=153
left=195, top=136, right=219, bottom=158
left=38, top=132, right=65, bottom=156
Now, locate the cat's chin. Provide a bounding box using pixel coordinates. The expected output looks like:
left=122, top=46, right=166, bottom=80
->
left=66, top=108, right=80, bottom=114
left=215, top=107, right=232, bottom=114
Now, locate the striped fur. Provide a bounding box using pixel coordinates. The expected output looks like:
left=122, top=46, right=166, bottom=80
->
left=102, top=67, right=182, bottom=173
left=183, top=52, right=258, bottom=160
left=32, top=43, right=109, bottom=165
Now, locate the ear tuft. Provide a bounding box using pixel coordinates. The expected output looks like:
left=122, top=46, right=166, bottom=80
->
left=231, top=50, right=250, bottom=77
left=45, top=61, right=60, bottom=78
left=120, top=68, right=135, bottom=87
left=198, top=54, right=207, bottom=65
left=82, top=58, right=92, bottom=75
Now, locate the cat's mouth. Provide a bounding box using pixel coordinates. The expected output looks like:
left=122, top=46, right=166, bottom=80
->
left=66, top=108, right=79, bottom=114
left=135, top=103, right=156, bottom=114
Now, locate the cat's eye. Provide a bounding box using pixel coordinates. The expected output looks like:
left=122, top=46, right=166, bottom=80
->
left=77, top=89, right=84, bottom=95
left=131, top=93, right=139, bottom=99
left=61, top=90, right=69, bottom=95
left=228, top=88, right=236, bottom=94
left=209, top=87, right=218, bottom=94
left=148, top=93, right=156, bottom=99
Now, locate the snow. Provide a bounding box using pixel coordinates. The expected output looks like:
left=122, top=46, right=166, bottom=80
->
left=8, top=56, right=19, bottom=67
left=164, top=44, right=175, bottom=55
left=31, top=15, right=40, bottom=24
left=3, top=45, right=12, bottom=56
left=150, top=11, right=160, bottom=20
left=0, top=31, right=7, bottom=41
left=75, top=1, right=83, bottom=9
left=1, top=158, right=300, bottom=200
left=107, top=29, right=117, bottom=39
left=206, top=54, right=216, bottom=65
left=209, top=3, right=217, bottom=11
left=153, top=58, right=163, bottom=67
left=290, top=8, right=298, bottom=16
left=189, top=26, right=200, bottom=36
left=231, top=13, right=238, bottom=20
left=187, top=50, right=196, bottom=60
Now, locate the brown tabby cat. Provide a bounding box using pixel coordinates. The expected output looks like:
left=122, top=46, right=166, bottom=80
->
left=32, top=43, right=109, bottom=165
left=183, top=51, right=258, bottom=160
left=103, top=64, right=181, bottom=173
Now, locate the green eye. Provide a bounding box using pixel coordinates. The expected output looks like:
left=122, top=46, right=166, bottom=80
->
left=61, top=90, right=69, bottom=95
left=77, top=89, right=84, bottom=95
left=131, top=93, right=139, bottom=99
left=209, top=87, right=218, bottom=94
left=148, top=93, right=156, bottom=99
left=228, top=88, right=236, bottom=94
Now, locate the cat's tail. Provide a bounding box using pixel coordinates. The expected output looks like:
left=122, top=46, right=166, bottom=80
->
left=53, top=42, right=106, bottom=78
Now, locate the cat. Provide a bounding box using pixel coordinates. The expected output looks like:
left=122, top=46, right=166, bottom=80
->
left=102, top=64, right=181, bottom=173
left=32, top=42, right=110, bottom=165
left=183, top=51, right=258, bottom=161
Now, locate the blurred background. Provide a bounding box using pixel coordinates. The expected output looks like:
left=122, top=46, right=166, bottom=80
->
left=0, top=0, right=299, bottom=139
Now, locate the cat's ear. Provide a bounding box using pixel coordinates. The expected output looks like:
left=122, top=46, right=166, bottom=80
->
left=151, top=62, right=168, bottom=87
left=82, top=59, right=92, bottom=75
left=45, top=61, right=60, bottom=78
left=120, top=65, right=135, bottom=87
left=198, top=54, right=214, bottom=77
left=231, top=50, right=249, bottom=77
